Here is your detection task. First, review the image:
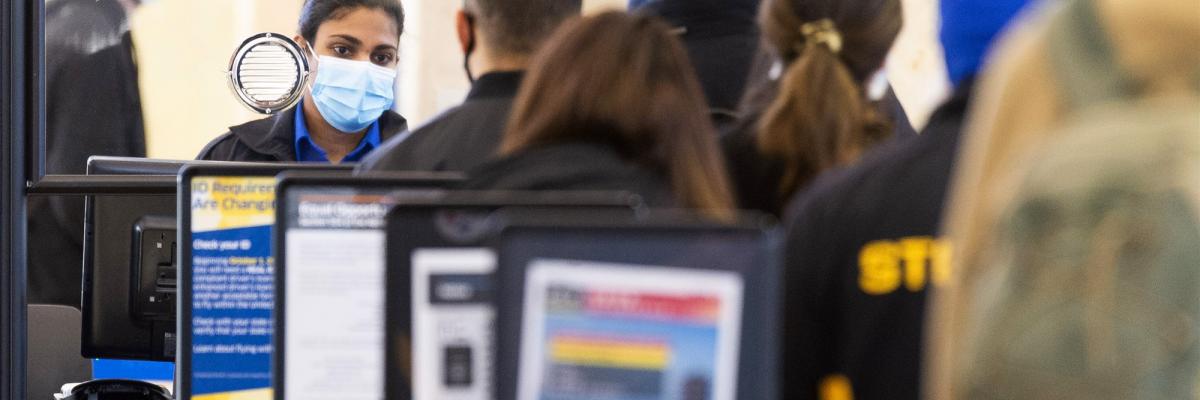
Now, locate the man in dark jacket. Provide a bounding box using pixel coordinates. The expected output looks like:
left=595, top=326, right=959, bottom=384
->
left=357, top=0, right=582, bottom=173
left=632, top=0, right=761, bottom=129
left=778, top=0, right=1031, bottom=398
left=29, top=0, right=148, bottom=307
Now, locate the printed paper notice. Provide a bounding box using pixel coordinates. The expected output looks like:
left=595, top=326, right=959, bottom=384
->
left=412, top=248, right=497, bottom=400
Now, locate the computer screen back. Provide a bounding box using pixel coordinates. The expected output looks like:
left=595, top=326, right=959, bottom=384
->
left=493, top=217, right=780, bottom=400
left=382, top=192, right=642, bottom=400
left=82, top=157, right=187, bottom=361
left=273, top=173, right=459, bottom=400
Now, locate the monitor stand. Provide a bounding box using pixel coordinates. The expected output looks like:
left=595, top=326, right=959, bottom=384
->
left=62, top=379, right=172, bottom=400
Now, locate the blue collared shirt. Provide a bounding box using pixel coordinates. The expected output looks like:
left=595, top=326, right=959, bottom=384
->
left=293, top=101, right=382, bottom=163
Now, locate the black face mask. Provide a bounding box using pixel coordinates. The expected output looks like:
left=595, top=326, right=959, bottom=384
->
left=463, top=13, right=477, bottom=84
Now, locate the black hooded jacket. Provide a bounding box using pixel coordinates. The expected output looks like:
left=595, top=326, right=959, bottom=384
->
left=458, top=142, right=677, bottom=208
left=197, top=106, right=408, bottom=162
left=778, top=81, right=973, bottom=400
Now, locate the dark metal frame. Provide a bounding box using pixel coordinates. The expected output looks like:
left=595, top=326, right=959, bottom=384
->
left=2, top=0, right=118, bottom=397
left=1, top=0, right=30, bottom=397
left=18, top=0, right=126, bottom=196
left=21, top=0, right=57, bottom=195
left=32, top=175, right=179, bottom=195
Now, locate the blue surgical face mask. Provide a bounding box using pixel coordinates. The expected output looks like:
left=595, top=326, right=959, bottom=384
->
left=308, top=55, right=396, bottom=133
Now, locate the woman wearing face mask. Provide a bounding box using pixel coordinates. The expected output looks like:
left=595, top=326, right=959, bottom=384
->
left=198, top=0, right=406, bottom=163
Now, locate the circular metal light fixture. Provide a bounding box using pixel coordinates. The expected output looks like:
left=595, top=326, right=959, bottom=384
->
left=227, top=33, right=310, bottom=115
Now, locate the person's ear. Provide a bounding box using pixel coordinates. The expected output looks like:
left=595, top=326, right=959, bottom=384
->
left=294, top=35, right=313, bottom=57
left=455, top=9, right=474, bottom=54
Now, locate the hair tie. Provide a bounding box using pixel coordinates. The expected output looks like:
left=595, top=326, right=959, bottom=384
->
left=799, top=19, right=842, bottom=54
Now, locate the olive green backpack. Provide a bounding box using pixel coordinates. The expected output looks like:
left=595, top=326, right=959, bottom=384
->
left=957, top=0, right=1200, bottom=398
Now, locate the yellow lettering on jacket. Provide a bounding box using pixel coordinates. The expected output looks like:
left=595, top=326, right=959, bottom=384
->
left=819, top=374, right=854, bottom=400
left=858, top=237, right=951, bottom=295
left=858, top=241, right=901, bottom=295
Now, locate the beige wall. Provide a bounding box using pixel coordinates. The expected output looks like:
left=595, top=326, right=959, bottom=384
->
left=584, top=0, right=626, bottom=13
left=135, top=0, right=628, bottom=160
left=132, top=0, right=302, bottom=160
left=134, top=0, right=945, bottom=160
left=888, top=0, right=949, bottom=130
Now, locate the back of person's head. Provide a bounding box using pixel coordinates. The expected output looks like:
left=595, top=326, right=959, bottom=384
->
left=634, top=0, right=763, bottom=116
left=939, top=0, right=1030, bottom=86
left=299, top=0, right=405, bottom=44
left=632, top=0, right=761, bottom=34
left=756, top=0, right=902, bottom=201
left=500, top=11, right=734, bottom=219
left=464, top=0, right=582, bottom=57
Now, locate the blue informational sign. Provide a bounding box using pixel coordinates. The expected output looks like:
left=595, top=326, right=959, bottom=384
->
left=186, top=176, right=278, bottom=400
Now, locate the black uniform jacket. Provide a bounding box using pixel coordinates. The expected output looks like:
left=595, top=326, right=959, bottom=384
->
left=721, top=86, right=918, bottom=218
left=458, top=142, right=678, bottom=208
left=720, top=119, right=787, bottom=217
left=358, top=71, right=523, bottom=172
left=779, top=81, right=973, bottom=400
left=197, top=106, right=408, bottom=162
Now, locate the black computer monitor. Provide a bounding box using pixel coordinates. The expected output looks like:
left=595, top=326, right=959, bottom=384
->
left=81, top=158, right=351, bottom=362
left=81, top=157, right=189, bottom=361
left=382, top=192, right=644, bottom=400
left=272, top=171, right=462, bottom=400
left=491, top=213, right=781, bottom=400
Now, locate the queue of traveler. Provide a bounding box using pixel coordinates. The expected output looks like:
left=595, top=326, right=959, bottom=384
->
left=179, top=0, right=1200, bottom=397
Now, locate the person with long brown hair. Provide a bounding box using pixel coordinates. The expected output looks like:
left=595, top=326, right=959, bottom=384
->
left=722, top=0, right=901, bottom=216
left=460, top=11, right=734, bottom=219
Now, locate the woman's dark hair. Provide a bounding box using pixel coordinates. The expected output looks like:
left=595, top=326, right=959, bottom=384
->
left=757, top=0, right=901, bottom=199
left=299, top=0, right=405, bottom=44
left=500, top=11, right=735, bottom=219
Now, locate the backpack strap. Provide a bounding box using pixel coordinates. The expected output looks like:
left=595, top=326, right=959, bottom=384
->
left=1047, top=0, right=1138, bottom=109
